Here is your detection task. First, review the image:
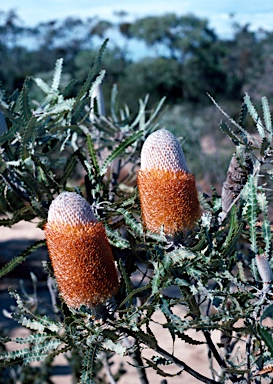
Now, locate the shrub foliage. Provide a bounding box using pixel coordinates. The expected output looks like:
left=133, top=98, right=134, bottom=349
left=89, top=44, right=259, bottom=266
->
left=1, top=42, right=273, bottom=383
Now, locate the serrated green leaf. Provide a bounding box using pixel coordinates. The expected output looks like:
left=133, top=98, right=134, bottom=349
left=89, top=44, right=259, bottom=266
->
left=262, top=96, right=272, bottom=142
left=257, top=192, right=272, bottom=257
left=34, top=78, right=52, bottom=94
left=143, top=357, right=182, bottom=377
left=14, top=333, right=52, bottom=345
left=117, top=207, right=143, bottom=236
left=221, top=206, right=244, bottom=258
left=100, top=130, right=143, bottom=176
left=168, top=246, right=197, bottom=263
left=80, top=346, right=98, bottom=384
left=260, top=137, right=270, bottom=156
left=237, top=261, right=247, bottom=283
left=0, top=240, right=45, bottom=278
left=0, top=123, right=19, bottom=144
left=261, top=304, right=273, bottom=322
left=208, top=93, right=255, bottom=144
left=58, top=152, right=78, bottom=186
left=19, top=77, right=32, bottom=123
left=242, top=175, right=258, bottom=253
left=244, top=93, right=265, bottom=139
left=86, top=133, right=100, bottom=176
left=73, top=40, right=108, bottom=120
left=118, top=284, right=151, bottom=309
left=151, top=265, right=161, bottom=296
left=103, top=339, right=126, bottom=356
left=219, top=121, right=243, bottom=145
left=19, top=314, right=61, bottom=333
left=238, top=101, right=248, bottom=127
left=258, top=325, right=273, bottom=357
left=21, top=116, right=37, bottom=160
left=51, top=58, right=63, bottom=91
left=104, top=224, right=130, bottom=249
left=118, top=259, right=133, bottom=306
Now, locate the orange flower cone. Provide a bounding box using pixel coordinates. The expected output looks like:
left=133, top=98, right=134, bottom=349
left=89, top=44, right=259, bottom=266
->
left=44, top=192, right=119, bottom=308
left=138, top=129, right=200, bottom=236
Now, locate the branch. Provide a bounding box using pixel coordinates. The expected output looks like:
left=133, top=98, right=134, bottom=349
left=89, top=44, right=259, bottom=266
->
left=131, top=342, right=149, bottom=384
left=119, top=327, right=219, bottom=384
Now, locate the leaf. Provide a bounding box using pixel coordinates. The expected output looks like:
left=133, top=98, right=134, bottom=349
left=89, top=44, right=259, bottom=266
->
left=0, top=206, right=35, bottom=227
left=118, top=284, right=151, bottom=309
left=0, top=123, right=19, bottom=144
left=219, top=121, right=243, bottom=145
left=117, top=208, right=144, bottom=236
left=143, top=357, right=183, bottom=377
left=51, top=58, right=63, bottom=92
left=19, top=315, right=61, bottom=333
left=151, top=265, right=162, bottom=296
left=238, top=101, right=248, bottom=128
left=257, top=193, right=272, bottom=257
left=103, top=339, right=126, bottom=356
left=262, top=96, right=272, bottom=142
left=86, top=133, right=100, bottom=176
left=58, top=152, right=78, bottom=186
left=260, top=137, right=270, bottom=156
left=222, top=207, right=244, bottom=258
left=244, top=93, right=265, bottom=139
left=0, top=337, right=63, bottom=366
left=110, top=84, right=119, bottom=123
left=118, top=258, right=133, bottom=304
left=89, top=69, right=106, bottom=116
left=261, top=304, right=273, bottom=322
left=0, top=240, right=45, bottom=278
left=19, top=77, right=32, bottom=123
left=34, top=78, right=52, bottom=94
left=208, top=93, right=255, bottom=144
left=73, top=40, right=108, bottom=119
left=80, top=346, right=98, bottom=384
left=100, top=129, right=143, bottom=176
left=21, top=116, right=37, bottom=160
left=160, top=297, right=184, bottom=329
left=242, top=175, right=258, bottom=253
left=258, top=325, right=273, bottom=357
left=168, top=246, right=197, bottom=263
left=14, top=333, right=53, bottom=345
left=105, top=224, right=130, bottom=249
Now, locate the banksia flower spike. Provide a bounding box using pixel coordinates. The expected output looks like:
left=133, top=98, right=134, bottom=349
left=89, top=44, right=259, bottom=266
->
left=137, top=129, right=200, bottom=236
left=44, top=192, right=119, bottom=309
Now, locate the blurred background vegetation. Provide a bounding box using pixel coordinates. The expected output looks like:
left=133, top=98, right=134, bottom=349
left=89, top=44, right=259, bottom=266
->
left=1, top=9, right=272, bottom=189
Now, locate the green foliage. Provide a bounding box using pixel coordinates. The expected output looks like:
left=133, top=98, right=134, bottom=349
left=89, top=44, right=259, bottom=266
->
left=1, top=44, right=273, bottom=384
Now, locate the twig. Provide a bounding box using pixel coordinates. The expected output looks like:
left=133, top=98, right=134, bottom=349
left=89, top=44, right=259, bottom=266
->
left=155, top=343, right=219, bottom=384
left=118, top=327, right=219, bottom=384
left=203, top=331, right=227, bottom=370
left=102, top=352, right=117, bottom=384
left=131, top=341, right=149, bottom=384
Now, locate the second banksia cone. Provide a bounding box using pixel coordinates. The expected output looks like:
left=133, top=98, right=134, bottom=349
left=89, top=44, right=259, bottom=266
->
left=138, top=129, right=200, bottom=236
left=44, top=192, right=119, bottom=309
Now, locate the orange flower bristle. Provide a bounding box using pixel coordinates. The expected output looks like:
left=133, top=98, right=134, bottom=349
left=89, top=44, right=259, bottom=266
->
left=138, top=168, right=200, bottom=235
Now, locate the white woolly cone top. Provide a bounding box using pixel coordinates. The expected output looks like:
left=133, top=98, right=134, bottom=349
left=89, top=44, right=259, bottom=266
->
left=48, top=192, right=97, bottom=226
left=140, top=129, right=188, bottom=172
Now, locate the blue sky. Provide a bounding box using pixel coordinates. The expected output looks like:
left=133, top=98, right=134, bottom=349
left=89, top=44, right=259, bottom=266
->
left=2, top=0, right=273, bottom=38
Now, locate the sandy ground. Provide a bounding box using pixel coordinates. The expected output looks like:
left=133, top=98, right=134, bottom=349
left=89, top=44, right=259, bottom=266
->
left=1, top=220, right=222, bottom=384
